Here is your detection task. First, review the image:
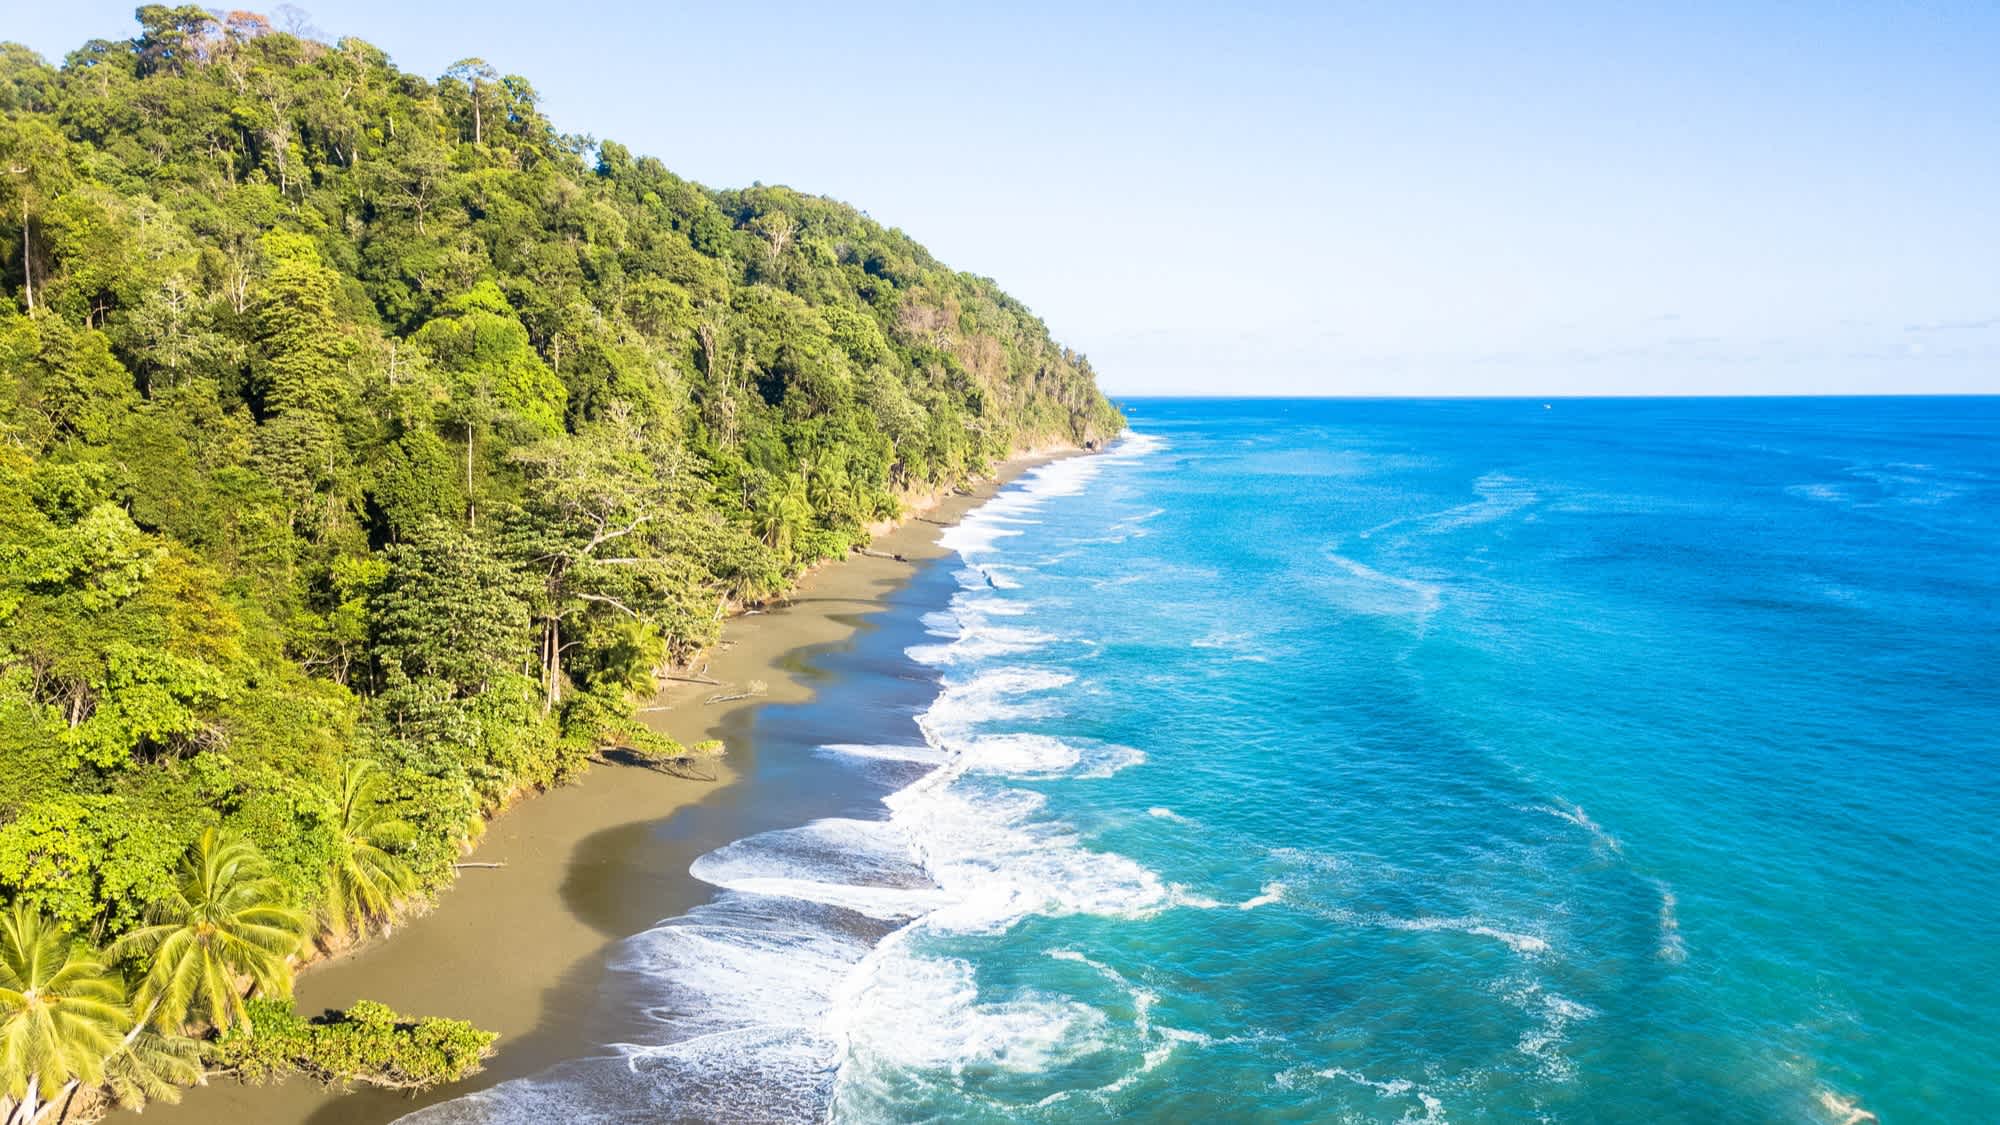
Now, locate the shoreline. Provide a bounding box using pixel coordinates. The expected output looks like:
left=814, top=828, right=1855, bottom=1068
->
left=133, top=447, right=1082, bottom=1125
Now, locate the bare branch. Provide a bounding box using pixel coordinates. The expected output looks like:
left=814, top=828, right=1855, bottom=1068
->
left=578, top=593, right=640, bottom=618
left=584, top=514, right=650, bottom=553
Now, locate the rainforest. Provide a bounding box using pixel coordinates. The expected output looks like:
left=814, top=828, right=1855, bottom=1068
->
left=0, top=7, right=1119, bottom=1120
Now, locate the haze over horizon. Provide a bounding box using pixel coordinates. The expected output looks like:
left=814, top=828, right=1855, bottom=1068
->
left=13, top=1, right=1998, bottom=396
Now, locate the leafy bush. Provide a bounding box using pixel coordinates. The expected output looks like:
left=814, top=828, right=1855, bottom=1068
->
left=205, top=999, right=496, bottom=1091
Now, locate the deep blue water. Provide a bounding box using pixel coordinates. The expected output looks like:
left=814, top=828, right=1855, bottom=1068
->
left=418, top=398, right=1999, bottom=1123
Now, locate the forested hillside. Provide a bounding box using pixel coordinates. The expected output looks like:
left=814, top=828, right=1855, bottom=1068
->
left=0, top=7, right=1117, bottom=1115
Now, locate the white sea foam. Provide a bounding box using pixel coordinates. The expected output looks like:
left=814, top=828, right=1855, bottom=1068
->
left=1190, top=626, right=1271, bottom=663
left=1817, top=1089, right=1880, bottom=1124
left=813, top=431, right=1206, bottom=1106
left=1655, top=880, right=1688, bottom=964
left=921, top=595, right=1032, bottom=642
left=816, top=742, right=949, bottom=765
left=831, top=935, right=1206, bottom=1114
left=833, top=943, right=1114, bottom=1077
left=1532, top=799, right=1624, bottom=854
left=955, top=595, right=1029, bottom=618
left=404, top=431, right=1172, bottom=1125
left=400, top=891, right=873, bottom=1124
left=932, top=732, right=1147, bottom=780
left=1110, top=506, right=1166, bottom=533
left=906, top=624, right=1057, bottom=666
left=949, top=562, right=1023, bottom=589
left=1355, top=472, right=1538, bottom=548
left=1090, top=572, right=1150, bottom=589
left=1429, top=472, right=1539, bottom=532
left=688, top=819, right=946, bottom=921
left=1496, top=976, right=1597, bottom=1084
left=1321, top=553, right=1445, bottom=618
left=1238, top=881, right=1286, bottom=910
left=611, top=896, right=873, bottom=1038
left=1316, top=1066, right=1448, bottom=1122
left=884, top=776, right=1174, bottom=932
left=920, top=666, right=1073, bottom=744
left=394, top=1036, right=841, bottom=1125
left=1376, top=913, right=1553, bottom=956
left=1036, top=947, right=1209, bottom=1096
left=936, top=522, right=1023, bottom=556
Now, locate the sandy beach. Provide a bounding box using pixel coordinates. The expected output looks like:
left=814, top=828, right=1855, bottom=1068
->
left=134, top=450, right=1072, bottom=1125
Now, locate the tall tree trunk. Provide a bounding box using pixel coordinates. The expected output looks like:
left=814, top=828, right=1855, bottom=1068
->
left=541, top=616, right=560, bottom=714
left=19, top=196, right=31, bottom=313
left=464, top=423, right=476, bottom=530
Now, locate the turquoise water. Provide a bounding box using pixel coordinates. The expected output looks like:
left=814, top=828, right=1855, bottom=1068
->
left=417, top=398, right=1998, bottom=1123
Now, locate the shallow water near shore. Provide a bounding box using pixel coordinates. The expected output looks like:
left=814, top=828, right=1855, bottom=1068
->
left=130, top=466, right=1051, bottom=1125
left=409, top=398, right=1995, bottom=1123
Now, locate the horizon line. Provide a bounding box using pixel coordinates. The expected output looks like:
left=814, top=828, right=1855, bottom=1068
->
left=1103, top=392, right=2000, bottom=401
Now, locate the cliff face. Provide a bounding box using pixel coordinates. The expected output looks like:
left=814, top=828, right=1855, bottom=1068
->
left=0, top=9, right=1119, bottom=986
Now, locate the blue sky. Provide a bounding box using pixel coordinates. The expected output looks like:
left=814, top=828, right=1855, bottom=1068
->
left=12, top=2, right=1999, bottom=395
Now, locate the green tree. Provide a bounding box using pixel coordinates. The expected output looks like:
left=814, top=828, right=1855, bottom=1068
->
left=441, top=59, right=499, bottom=147
left=414, top=281, right=566, bottom=529
left=101, top=1029, right=202, bottom=1114
left=320, top=760, right=417, bottom=942
left=248, top=231, right=357, bottom=540
left=0, top=118, right=72, bottom=315
left=504, top=430, right=692, bottom=714
left=0, top=905, right=126, bottom=1125
left=371, top=520, right=527, bottom=701
left=750, top=472, right=812, bottom=558
left=112, top=828, right=306, bottom=1033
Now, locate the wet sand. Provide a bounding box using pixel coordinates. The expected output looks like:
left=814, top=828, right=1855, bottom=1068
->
left=137, top=451, right=1073, bottom=1125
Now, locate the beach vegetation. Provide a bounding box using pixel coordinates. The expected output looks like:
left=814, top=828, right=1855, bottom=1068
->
left=0, top=5, right=1116, bottom=1117
left=99, top=1028, right=202, bottom=1113
left=204, top=998, right=495, bottom=1091
left=0, top=905, right=125, bottom=1125
left=319, top=760, right=418, bottom=944
left=112, top=828, right=308, bottom=1034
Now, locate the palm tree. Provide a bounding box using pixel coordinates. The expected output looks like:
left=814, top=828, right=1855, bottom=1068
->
left=111, top=828, right=307, bottom=1033
left=0, top=906, right=127, bottom=1125
left=102, top=1029, right=202, bottom=1113
left=752, top=475, right=811, bottom=558
left=322, top=759, right=418, bottom=942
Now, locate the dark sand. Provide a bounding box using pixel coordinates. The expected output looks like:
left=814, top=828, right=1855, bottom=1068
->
left=135, top=452, right=1070, bottom=1125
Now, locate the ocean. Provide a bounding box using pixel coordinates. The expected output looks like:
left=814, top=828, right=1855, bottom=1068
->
left=409, top=398, right=1999, bottom=1123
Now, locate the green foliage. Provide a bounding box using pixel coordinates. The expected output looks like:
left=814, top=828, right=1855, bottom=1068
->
left=319, top=759, right=418, bottom=942
left=0, top=14, right=1119, bottom=1101
left=102, top=1028, right=202, bottom=1112
left=204, top=997, right=496, bottom=1091
left=61, top=640, right=224, bottom=770
left=111, top=827, right=307, bottom=1033
left=0, top=904, right=126, bottom=1109
left=0, top=795, right=184, bottom=936
left=416, top=280, right=567, bottom=439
